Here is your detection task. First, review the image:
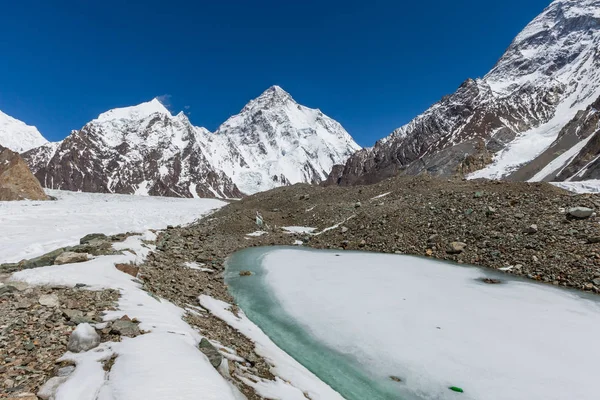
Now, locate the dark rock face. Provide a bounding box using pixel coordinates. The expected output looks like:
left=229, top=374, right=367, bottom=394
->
left=331, top=0, right=600, bottom=185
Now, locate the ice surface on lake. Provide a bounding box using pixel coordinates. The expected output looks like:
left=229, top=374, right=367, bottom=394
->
left=259, top=249, right=600, bottom=400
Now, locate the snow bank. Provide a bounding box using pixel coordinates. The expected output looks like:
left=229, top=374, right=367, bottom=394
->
left=0, top=189, right=225, bottom=263
left=261, top=249, right=600, bottom=400
left=200, top=295, right=344, bottom=400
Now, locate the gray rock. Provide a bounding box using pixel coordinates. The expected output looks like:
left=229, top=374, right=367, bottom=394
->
left=354, top=201, right=362, bottom=208
left=67, top=323, right=100, bottom=353
left=514, top=213, right=525, bottom=219
left=39, top=294, right=59, bottom=307
left=62, top=309, right=84, bottom=320
left=568, top=207, right=594, bottom=219
left=57, top=365, right=76, bottom=377
left=22, top=248, right=66, bottom=269
left=447, top=242, right=467, bottom=254
left=593, top=278, right=600, bottom=286
left=111, top=319, right=140, bottom=337
left=587, top=236, right=600, bottom=244
left=38, top=376, right=69, bottom=400
left=524, top=224, right=538, bottom=234
left=198, top=338, right=223, bottom=368
left=80, top=233, right=108, bottom=245
left=341, top=226, right=349, bottom=233
left=54, top=251, right=89, bottom=265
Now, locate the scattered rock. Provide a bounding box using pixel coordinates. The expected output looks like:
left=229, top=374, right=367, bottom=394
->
left=111, top=319, right=140, bottom=337
left=389, top=376, right=403, bottom=383
left=38, top=294, right=59, bottom=307
left=38, top=376, right=69, bottom=399
left=354, top=201, right=362, bottom=208
left=587, top=236, right=600, bottom=244
left=115, top=263, right=140, bottom=277
left=514, top=213, right=525, bottom=219
left=524, top=224, right=538, bottom=234
left=341, top=226, right=349, bottom=233
left=22, top=248, right=66, bottom=269
left=6, top=393, right=39, bottom=400
left=481, top=278, right=502, bottom=284
left=80, top=233, right=108, bottom=245
left=447, top=242, right=467, bottom=254
left=54, top=251, right=89, bottom=265
left=568, top=207, right=594, bottom=219
left=198, top=338, right=223, bottom=368
left=239, top=270, right=252, bottom=276
left=67, top=323, right=101, bottom=353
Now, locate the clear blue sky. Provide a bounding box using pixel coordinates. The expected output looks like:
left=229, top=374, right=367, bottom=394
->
left=0, top=0, right=551, bottom=146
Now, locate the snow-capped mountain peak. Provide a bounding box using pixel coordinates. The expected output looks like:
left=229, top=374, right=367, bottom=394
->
left=94, top=98, right=171, bottom=124
left=212, top=86, right=361, bottom=194
left=0, top=110, right=48, bottom=153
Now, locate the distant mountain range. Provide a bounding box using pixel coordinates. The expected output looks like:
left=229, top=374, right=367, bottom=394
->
left=5, top=0, right=600, bottom=196
left=3, top=86, right=359, bottom=198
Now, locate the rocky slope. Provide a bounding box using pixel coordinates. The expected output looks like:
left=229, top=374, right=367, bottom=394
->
left=0, top=146, right=49, bottom=201
left=0, top=110, right=48, bottom=153
left=331, top=0, right=600, bottom=185
left=24, top=87, right=359, bottom=198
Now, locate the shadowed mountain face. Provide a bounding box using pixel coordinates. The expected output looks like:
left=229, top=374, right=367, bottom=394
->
left=330, top=0, right=600, bottom=186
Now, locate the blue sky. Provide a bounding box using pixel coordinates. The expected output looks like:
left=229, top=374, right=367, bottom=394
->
left=0, top=0, right=551, bottom=146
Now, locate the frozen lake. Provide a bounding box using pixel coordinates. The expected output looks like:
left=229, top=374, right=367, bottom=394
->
left=225, top=247, right=600, bottom=400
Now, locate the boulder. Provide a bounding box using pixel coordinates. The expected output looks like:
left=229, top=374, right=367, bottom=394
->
left=567, top=207, right=594, bottom=219
left=80, top=233, right=108, bottom=245
left=67, top=323, right=100, bottom=352
left=0, top=146, right=49, bottom=201
left=198, top=338, right=223, bottom=368
left=39, top=294, right=59, bottom=307
left=447, top=242, right=467, bottom=254
left=111, top=319, right=140, bottom=337
left=21, top=248, right=66, bottom=269
left=115, top=263, right=140, bottom=277
left=54, top=251, right=89, bottom=265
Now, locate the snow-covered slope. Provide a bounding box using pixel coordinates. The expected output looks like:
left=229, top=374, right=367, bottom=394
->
left=209, top=86, right=360, bottom=194
left=0, top=110, right=48, bottom=152
left=332, top=0, right=600, bottom=185
left=25, top=88, right=360, bottom=197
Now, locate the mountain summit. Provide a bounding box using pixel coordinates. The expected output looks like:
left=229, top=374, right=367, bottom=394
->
left=209, top=86, right=361, bottom=194
left=23, top=86, right=360, bottom=197
left=330, top=0, right=600, bottom=186
left=0, top=110, right=48, bottom=153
